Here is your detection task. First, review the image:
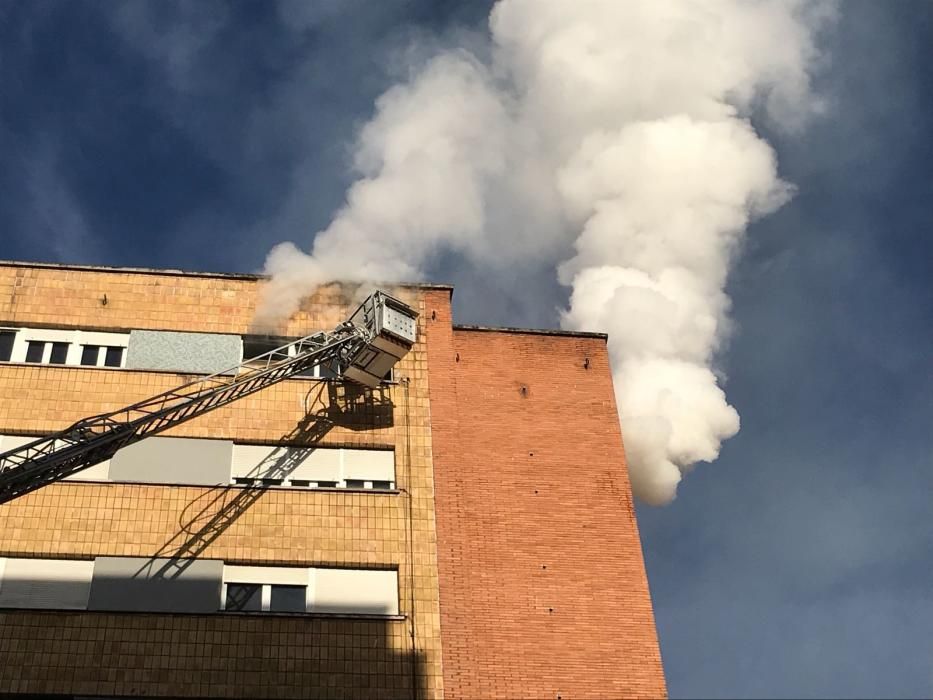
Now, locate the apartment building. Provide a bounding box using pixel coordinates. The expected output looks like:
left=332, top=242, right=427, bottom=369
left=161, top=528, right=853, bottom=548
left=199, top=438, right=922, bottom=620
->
left=0, top=260, right=666, bottom=699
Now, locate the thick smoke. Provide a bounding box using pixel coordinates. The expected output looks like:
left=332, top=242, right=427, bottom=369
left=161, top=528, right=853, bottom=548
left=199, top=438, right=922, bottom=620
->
left=259, top=0, right=829, bottom=504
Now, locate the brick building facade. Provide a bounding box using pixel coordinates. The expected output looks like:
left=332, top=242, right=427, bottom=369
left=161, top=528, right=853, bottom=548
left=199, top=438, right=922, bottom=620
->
left=0, top=260, right=665, bottom=699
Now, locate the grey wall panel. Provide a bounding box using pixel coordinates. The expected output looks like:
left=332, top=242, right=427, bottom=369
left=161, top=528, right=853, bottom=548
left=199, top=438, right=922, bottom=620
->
left=87, top=557, right=223, bottom=613
left=126, top=330, right=242, bottom=375
left=109, top=436, right=232, bottom=485
left=0, top=559, right=94, bottom=610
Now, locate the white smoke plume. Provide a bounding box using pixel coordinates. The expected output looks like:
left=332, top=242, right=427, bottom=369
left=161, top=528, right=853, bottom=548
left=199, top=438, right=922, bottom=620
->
left=259, top=0, right=830, bottom=504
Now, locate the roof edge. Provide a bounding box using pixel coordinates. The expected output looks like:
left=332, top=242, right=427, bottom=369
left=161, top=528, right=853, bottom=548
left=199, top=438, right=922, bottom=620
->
left=0, top=259, right=454, bottom=291
left=453, top=323, right=608, bottom=341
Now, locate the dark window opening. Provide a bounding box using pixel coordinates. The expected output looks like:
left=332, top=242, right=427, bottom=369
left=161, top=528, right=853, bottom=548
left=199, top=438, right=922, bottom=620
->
left=316, top=481, right=337, bottom=488
left=234, top=477, right=258, bottom=486
left=225, top=583, right=262, bottom=612
left=104, top=346, right=123, bottom=367
left=242, top=335, right=316, bottom=377
left=81, top=345, right=100, bottom=366
left=242, top=336, right=290, bottom=361
left=25, top=341, right=45, bottom=363
left=270, top=585, right=306, bottom=613
left=371, top=480, right=393, bottom=490
left=289, top=352, right=317, bottom=378
left=318, top=362, right=338, bottom=380
left=258, top=478, right=283, bottom=486
left=290, top=479, right=312, bottom=487
left=49, top=342, right=69, bottom=365
left=0, top=331, right=14, bottom=362
left=345, top=479, right=366, bottom=489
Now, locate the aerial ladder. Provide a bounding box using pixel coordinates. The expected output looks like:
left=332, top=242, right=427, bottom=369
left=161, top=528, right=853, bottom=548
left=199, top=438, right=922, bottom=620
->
left=0, top=290, right=418, bottom=506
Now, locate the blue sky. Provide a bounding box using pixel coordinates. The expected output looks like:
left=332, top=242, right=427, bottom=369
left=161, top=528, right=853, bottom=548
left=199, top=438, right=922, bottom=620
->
left=1, top=2, right=931, bottom=697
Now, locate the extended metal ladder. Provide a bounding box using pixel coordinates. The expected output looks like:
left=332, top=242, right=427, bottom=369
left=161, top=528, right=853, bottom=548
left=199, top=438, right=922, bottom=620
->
left=0, top=290, right=418, bottom=505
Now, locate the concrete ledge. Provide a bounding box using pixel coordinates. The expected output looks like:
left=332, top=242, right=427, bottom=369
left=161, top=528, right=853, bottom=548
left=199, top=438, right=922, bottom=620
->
left=0, top=258, right=454, bottom=292
left=453, top=323, right=608, bottom=340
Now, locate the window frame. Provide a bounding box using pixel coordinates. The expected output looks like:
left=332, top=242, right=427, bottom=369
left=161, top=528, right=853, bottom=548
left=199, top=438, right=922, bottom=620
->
left=0, top=327, right=128, bottom=367
left=0, top=329, right=16, bottom=362
left=222, top=564, right=312, bottom=614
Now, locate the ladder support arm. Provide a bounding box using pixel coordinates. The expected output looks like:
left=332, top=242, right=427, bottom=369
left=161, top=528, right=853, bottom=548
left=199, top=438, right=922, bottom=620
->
left=0, top=327, right=367, bottom=504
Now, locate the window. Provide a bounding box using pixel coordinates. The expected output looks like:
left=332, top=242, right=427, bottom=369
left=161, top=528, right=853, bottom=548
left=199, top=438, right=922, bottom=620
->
left=241, top=336, right=367, bottom=380
left=230, top=445, right=395, bottom=491
left=242, top=335, right=288, bottom=361
left=81, top=345, right=100, bottom=366
left=241, top=336, right=393, bottom=382
left=0, top=330, right=14, bottom=362
left=104, top=346, right=124, bottom=367
left=270, top=585, right=306, bottom=613
left=225, top=583, right=262, bottom=612
left=0, top=558, right=398, bottom=617
left=223, top=565, right=310, bottom=614
left=222, top=565, right=397, bottom=616
left=0, top=327, right=128, bottom=367
left=25, top=341, right=45, bottom=363
left=49, top=342, right=69, bottom=365
left=4, top=436, right=397, bottom=491
left=244, top=335, right=318, bottom=378
left=318, top=362, right=338, bottom=380
left=223, top=582, right=308, bottom=613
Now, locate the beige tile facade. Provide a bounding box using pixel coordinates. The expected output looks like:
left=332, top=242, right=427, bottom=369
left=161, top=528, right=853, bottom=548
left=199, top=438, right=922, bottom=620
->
left=0, top=262, right=445, bottom=698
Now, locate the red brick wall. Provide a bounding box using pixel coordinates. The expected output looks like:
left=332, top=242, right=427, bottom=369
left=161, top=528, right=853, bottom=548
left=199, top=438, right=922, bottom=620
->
left=424, top=290, right=666, bottom=699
